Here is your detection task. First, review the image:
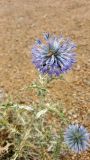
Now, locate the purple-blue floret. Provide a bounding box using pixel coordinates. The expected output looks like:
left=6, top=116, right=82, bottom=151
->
left=32, top=33, right=76, bottom=76
left=64, top=124, right=90, bottom=153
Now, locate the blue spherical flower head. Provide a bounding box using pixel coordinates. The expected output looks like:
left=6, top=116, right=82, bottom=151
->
left=64, top=124, right=90, bottom=153
left=32, top=33, right=76, bottom=76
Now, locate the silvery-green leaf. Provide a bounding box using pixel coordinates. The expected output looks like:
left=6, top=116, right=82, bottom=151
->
left=18, top=105, right=34, bottom=111
left=36, top=109, right=48, bottom=119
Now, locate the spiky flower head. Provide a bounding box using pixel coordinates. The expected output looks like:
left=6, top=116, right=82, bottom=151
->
left=32, top=33, right=76, bottom=76
left=64, top=124, right=90, bottom=153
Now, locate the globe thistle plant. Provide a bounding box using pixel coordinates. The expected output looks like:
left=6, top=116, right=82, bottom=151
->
left=32, top=33, right=76, bottom=76
left=64, top=124, right=90, bottom=153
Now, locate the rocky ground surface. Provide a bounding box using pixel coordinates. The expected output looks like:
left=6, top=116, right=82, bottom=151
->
left=0, top=0, right=90, bottom=159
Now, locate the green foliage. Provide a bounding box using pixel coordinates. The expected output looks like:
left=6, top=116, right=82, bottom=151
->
left=0, top=100, right=68, bottom=160
left=0, top=75, right=68, bottom=160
